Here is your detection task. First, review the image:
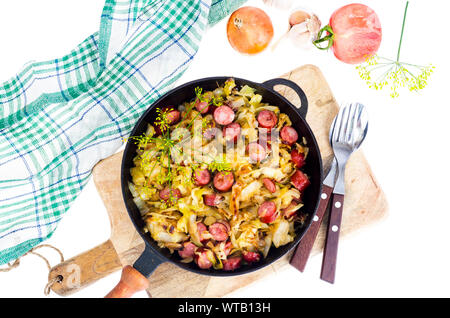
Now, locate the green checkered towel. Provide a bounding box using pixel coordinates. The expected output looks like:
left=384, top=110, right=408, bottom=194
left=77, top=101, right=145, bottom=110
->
left=0, top=0, right=246, bottom=265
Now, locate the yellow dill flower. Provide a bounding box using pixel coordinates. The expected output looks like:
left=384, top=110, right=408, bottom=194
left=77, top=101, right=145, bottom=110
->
left=355, top=1, right=434, bottom=98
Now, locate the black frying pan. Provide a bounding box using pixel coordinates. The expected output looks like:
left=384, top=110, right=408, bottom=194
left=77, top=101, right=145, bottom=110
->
left=107, top=77, right=323, bottom=297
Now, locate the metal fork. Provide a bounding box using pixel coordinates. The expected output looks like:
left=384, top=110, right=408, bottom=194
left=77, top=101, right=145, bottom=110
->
left=320, top=102, right=369, bottom=284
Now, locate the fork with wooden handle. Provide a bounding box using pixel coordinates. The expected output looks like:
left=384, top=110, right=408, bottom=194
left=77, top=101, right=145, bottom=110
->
left=289, top=119, right=338, bottom=272
left=320, top=102, right=369, bottom=283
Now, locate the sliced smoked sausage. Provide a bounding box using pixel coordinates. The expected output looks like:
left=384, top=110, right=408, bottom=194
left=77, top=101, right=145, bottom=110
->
left=243, top=251, right=261, bottom=263
left=178, top=241, right=196, bottom=258
left=282, top=199, right=301, bottom=218
left=223, top=122, right=241, bottom=143
left=213, top=105, right=235, bottom=125
left=291, top=149, right=305, bottom=168
left=216, top=220, right=231, bottom=232
left=195, top=100, right=210, bottom=114
left=291, top=170, right=310, bottom=192
left=194, top=168, right=211, bottom=186
left=258, top=201, right=278, bottom=223
left=194, top=248, right=213, bottom=269
left=213, top=171, right=234, bottom=192
left=159, top=188, right=181, bottom=201
left=223, top=257, right=242, bottom=271
left=153, top=106, right=180, bottom=135
left=203, top=194, right=224, bottom=206
left=196, top=222, right=209, bottom=242
left=262, top=178, right=276, bottom=193
left=247, top=142, right=267, bottom=162
left=209, top=222, right=229, bottom=241
left=257, top=110, right=277, bottom=129
left=280, top=126, right=299, bottom=145
left=162, top=106, right=181, bottom=125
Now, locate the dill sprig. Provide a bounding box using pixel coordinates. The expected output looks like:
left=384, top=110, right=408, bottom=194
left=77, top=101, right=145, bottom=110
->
left=356, top=1, right=435, bottom=98
left=208, top=156, right=232, bottom=172
left=195, top=86, right=223, bottom=106
left=194, top=87, right=205, bottom=102
left=211, top=95, right=224, bottom=106
left=126, top=84, right=232, bottom=206
left=124, top=134, right=156, bottom=148
left=155, top=107, right=172, bottom=135
left=201, top=117, right=210, bottom=129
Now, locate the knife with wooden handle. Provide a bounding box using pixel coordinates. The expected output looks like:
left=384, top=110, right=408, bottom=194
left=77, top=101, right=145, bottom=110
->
left=290, top=158, right=337, bottom=272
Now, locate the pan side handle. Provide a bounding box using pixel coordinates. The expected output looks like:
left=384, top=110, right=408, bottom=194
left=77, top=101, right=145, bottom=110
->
left=105, top=244, right=165, bottom=298
left=262, top=78, right=308, bottom=119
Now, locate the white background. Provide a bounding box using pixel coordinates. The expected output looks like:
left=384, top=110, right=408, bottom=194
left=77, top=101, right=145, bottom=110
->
left=0, top=0, right=449, bottom=298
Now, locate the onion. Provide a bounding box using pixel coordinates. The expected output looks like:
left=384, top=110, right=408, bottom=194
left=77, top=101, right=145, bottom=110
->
left=227, top=6, right=274, bottom=54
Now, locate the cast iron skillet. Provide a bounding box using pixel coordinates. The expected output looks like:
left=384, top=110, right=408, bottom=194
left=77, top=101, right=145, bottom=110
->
left=107, top=77, right=323, bottom=297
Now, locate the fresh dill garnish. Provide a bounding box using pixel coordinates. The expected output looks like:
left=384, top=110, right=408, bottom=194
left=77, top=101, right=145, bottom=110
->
left=208, top=156, right=232, bottom=172
left=155, top=171, right=170, bottom=185
left=211, top=95, right=223, bottom=106
left=201, top=117, right=210, bottom=129
left=176, top=166, right=194, bottom=185
left=127, top=81, right=235, bottom=206
left=126, top=134, right=154, bottom=148
left=194, top=87, right=206, bottom=102
left=155, top=107, right=172, bottom=134
left=195, top=86, right=223, bottom=106
left=356, top=1, right=434, bottom=98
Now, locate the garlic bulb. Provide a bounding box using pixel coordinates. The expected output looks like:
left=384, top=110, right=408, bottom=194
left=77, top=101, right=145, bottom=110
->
left=287, top=8, right=321, bottom=48
left=263, top=0, right=294, bottom=10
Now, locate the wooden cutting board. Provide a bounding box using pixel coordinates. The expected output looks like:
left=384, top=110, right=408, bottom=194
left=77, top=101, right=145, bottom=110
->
left=48, top=65, right=388, bottom=297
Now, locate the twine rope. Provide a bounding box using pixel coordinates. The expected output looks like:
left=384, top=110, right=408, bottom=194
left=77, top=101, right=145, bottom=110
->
left=0, top=244, right=64, bottom=295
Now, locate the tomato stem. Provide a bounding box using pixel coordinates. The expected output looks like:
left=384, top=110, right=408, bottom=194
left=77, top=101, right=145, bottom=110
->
left=313, top=25, right=334, bottom=50
left=396, top=1, right=409, bottom=62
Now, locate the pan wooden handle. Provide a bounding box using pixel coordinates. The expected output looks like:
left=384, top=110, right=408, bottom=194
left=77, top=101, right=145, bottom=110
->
left=105, top=245, right=164, bottom=298
left=320, top=193, right=344, bottom=284
left=48, top=240, right=122, bottom=296
left=290, top=185, right=333, bottom=272
left=105, top=265, right=150, bottom=298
